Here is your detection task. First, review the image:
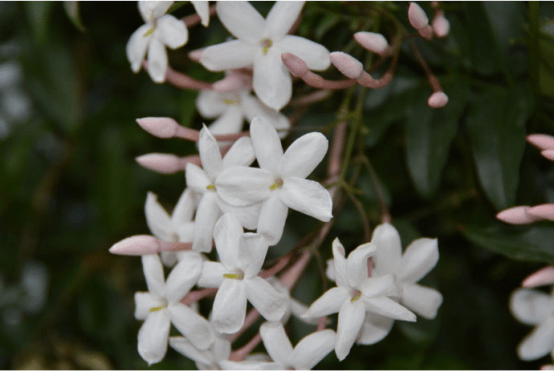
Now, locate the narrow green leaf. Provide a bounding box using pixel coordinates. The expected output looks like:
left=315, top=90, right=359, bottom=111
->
left=63, top=2, right=86, bottom=32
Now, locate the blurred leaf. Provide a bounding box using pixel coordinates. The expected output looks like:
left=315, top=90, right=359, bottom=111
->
left=63, top=2, right=86, bottom=33
left=179, top=90, right=198, bottom=128
left=539, top=38, right=554, bottom=97
left=24, top=2, right=55, bottom=45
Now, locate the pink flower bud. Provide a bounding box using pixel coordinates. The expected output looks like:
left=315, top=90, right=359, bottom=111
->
left=496, top=206, right=543, bottom=225
left=136, top=153, right=185, bottom=174
left=188, top=49, right=203, bottom=62
left=408, top=2, right=429, bottom=30
left=542, top=150, right=554, bottom=161
left=527, top=203, right=554, bottom=221
left=427, top=91, right=448, bottom=108
left=527, top=134, right=554, bottom=151
left=109, top=235, right=161, bottom=255
left=354, top=32, right=389, bottom=56
left=330, top=52, right=363, bottom=79
left=281, top=53, right=309, bottom=78
left=522, top=266, right=554, bottom=288
left=418, top=25, right=434, bottom=40
left=136, top=117, right=181, bottom=138
left=432, top=12, right=450, bottom=38
left=212, top=72, right=252, bottom=92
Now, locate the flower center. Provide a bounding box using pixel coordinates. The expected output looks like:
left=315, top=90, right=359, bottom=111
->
left=269, top=178, right=284, bottom=190
left=350, top=290, right=362, bottom=302
left=143, top=27, right=155, bottom=37
left=223, top=270, right=245, bottom=280
left=207, top=184, right=216, bottom=191
left=222, top=98, right=240, bottom=106
left=261, top=39, right=273, bottom=55
left=149, top=304, right=167, bottom=312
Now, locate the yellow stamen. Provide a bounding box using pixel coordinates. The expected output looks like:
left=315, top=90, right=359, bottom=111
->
left=143, top=27, right=155, bottom=37
left=223, top=273, right=244, bottom=280
left=269, top=178, right=284, bottom=190
left=149, top=305, right=167, bottom=312
left=351, top=290, right=362, bottom=302
left=222, top=98, right=239, bottom=106
left=261, top=39, right=273, bottom=55
left=207, top=184, right=216, bottom=191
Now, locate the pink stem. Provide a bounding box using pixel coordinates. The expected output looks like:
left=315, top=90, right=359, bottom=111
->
left=229, top=309, right=260, bottom=343
left=181, top=287, right=217, bottom=306
left=164, top=65, right=213, bottom=90
left=228, top=333, right=262, bottom=362
left=281, top=53, right=356, bottom=90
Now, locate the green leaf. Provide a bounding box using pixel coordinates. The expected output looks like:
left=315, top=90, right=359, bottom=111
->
left=179, top=90, right=198, bottom=128
left=63, top=2, right=86, bottom=32
left=24, top=2, right=55, bottom=45
left=465, top=83, right=534, bottom=210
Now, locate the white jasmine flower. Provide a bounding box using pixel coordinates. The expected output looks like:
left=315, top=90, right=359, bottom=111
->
left=200, top=1, right=330, bottom=110
left=135, top=254, right=213, bottom=365
left=169, top=329, right=231, bottom=370
left=510, top=287, right=554, bottom=361
left=197, top=214, right=288, bottom=334
left=268, top=277, right=320, bottom=325
left=303, top=238, right=416, bottom=361
left=216, top=116, right=332, bottom=245
left=145, top=188, right=196, bottom=266
left=185, top=125, right=258, bottom=252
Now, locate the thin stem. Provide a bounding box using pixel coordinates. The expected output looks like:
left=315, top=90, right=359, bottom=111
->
left=355, top=155, right=391, bottom=223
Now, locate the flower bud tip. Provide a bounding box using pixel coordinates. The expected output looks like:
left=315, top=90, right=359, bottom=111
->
left=427, top=92, right=448, bottom=108
left=281, top=53, right=309, bottom=78
left=354, top=32, right=389, bottom=56
left=432, top=13, right=450, bottom=38
left=136, top=153, right=182, bottom=174
left=330, top=52, right=363, bottom=79
left=109, top=235, right=160, bottom=255
left=408, top=2, right=429, bottom=30
left=136, top=117, right=179, bottom=138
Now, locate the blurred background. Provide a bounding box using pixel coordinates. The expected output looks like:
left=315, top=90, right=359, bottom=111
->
left=1, top=1, right=554, bottom=369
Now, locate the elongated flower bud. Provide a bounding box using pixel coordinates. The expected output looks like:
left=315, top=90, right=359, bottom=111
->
left=281, top=52, right=309, bottom=78
left=109, top=235, right=192, bottom=255
left=542, top=150, right=554, bottom=161
left=354, top=32, right=389, bottom=56
left=496, top=206, right=542, bottom=225
left=432, top=12, right=450, bottom=38
left=330, top=52, right=363, bottom=79
left=427, top=91, right=448, bottom=108
left=522, top=266, right=554, bottom=288
left=408, top=2, right=429, bottom=30
left=527, top=134, right=554, bottom=151
left=136, top=153, right=201, bottom=174
left=137, top=117, right=182, bottom=138
left=527, top=203, right=554, bottom=221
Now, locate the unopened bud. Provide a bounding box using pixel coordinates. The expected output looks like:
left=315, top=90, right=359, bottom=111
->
left=522, top=266, right=554, bottom=288
left=541, top=150, right=554, bottom=161
left=136, top=153, right=184, bottom=174
left=137, top=117, right=181, bottom=138
left=281, top=53, right=309, bottom=78
left=408, top=2, right=429, bottom=30
left=432, top=12, right=450, bottom=38
left=330, top=52, right=363, bottom=79
left=354, top=32, right=389, bottom=56
left=527, top=203, right=554, bottom=221
left=109, top=235, right=161, bottom=255
left=496, top=206, right=542, bottom=225
left=427, top=91, right=448, bottom=108
left=527, top=134, right=554, bottom=151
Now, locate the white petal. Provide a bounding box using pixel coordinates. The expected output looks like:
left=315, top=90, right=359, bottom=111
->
left=357, top=312, right=394, bottom=345
left=265, top=1, right=305, bottom=40
left=398, top=238, right=439, bottom=283
left=220, top=360, right=283, bottom=370
left=510, top=288, right=552, bottom=326
left=335, top=300, right=366, bottom=361
left=245, top=276, right=288, bottom=321
left=191, top=1, right=210, bottom=27
left=213, top=213, right=243, bottom=268
left=222, top=136, right=256, bottom=168
left=172, top=188, right=196, bottom=227
left=138, top=311, right=171, bottom=365
left=186, top=163, right=211, bottom=194
left=201, top=40, right=256, bottom=71
left=147, top=38, right=168, bottom=83
left=280, top=177, right=333, bottom=221
left=260, top=322, right=293, bottom=366
left=207, top=107, right=244, bottom=141
left=139, top=1, right=173, bottom=22
left=215, top=166, right=274, bottom=206
left=135, top=292, right=163, bottom=320
left=168, top=303, right=213, bottom=350
left=198, top=261, right=226, bottom=288
left=253, top=49, right=292, bottom=111
left=239, top=233, right=268, bottom=278
left=401, top=283, right=443, bottom=319
left=359, top=274, right=400, bottom=299
left=278, top=132, right=328, bottom=179
left=371, top=223, right=402, bottom=276
left=363, top=296, right=416, bottom=322
left=145, top=192, right=173, bottom=241
left=346, top=243, right=375, bottom=288
left=199, top=125, right=223, bottom=180
left=212, top=279, right=248, bottom=334
left=242, top=94, right=290, bottom=139
left=142, top=255, right=165, bottom=297
left=518, top=317, right=554, bottom=361
left=127, top=24, right=152, bottom=73
left=160, top=252, right=178, bottom=267
left=303, top=287, right=350, bottom=318
left=278, top=35, right=330, bottom=71
left=192, top=192, right=221, bottom=253
left=156, top=15, right=188, bottom=49
left=196, top=90, right=228, bottom=118
left=169, top=336, right=213, bottom=365
left=217, top=199, right=260, bottom=230
left=256, top=194, right=288, bottom=245
left=290, top=329, right=336, bottom=369
left=212, top=335, right=232, bottom=362
left=216, top=1, right=264, bottom=43
left=250, top=116, right=283, bottom=174
left=332, top=238, right=349, bottom=288
left=164, top=252, right=202, bottom=303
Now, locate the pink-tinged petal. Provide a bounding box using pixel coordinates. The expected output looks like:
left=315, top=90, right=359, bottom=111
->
left=346, top=243, right=376, bottom=288
left=408, top=2, right=429, bottom=30
left=245, top=277, right=288, bottom=321
left=222, top=136, right=256, bottom=168
left=280, top=177, right=333, bottom=222
left=145, top=192, right=173, bottom=241
left=242, top=95, right=290, bottom=139
left=528, top=204, right=554, bottom=222
left=239, top=233, right=268, bottom=278
left=142, top=254, right=165, bottom=297
left=168, top=304, right=213, bottom=350
left=326, top=258, right=336, bottom=282
left=497, top=205, right=542, bottom=225
left=360, top=274, right=400, bottom=299
left=330, top=51, right=363, bottom=79
left=198, top=261, right=226, bottom=288
left=172, top=188, right=196, bottom=227
left=201, top=40, right=256, bottom=71
left=279, top=132, right=328, bottom=179
left=147, top=38, right=168, bottom=83
left=290, top=329, right=336, bottom=369
left=363, top=296, right=416, bottom=322
left=214, top=213, right=243, bottom=268
left=335, top=299, right=366, bottom=361
left=191, top=1, right=210, bottom=27
left=256, top=194, right=289, bottom=245
left=401, top=283, right=443, bottom=319
left=196, top=90, right=228, bottom=118
left=528, top=134, right=554, bottom=151
left=218, top=199, right=260, bottom=231
left=260, top=322, right=293, bottom=366
left=354, top=32, right=389, bottom=55
left=139, top=1, right=173, bottom=22
left=398, top=238, right=439, bottom=283
left=265, top=1, right=305, bottom=40
left=156, top=15, right=188, bottom=49
left=215, top=166, right=274, bottom=206
left=169, top=336, right=213, bottom=366
left=220, top=360, right=283, bottom=370
left=303, top=287, right=350, bottom=318
left=357, top=312, right=394, bottom=345
left=199, top=125, right=223, bottom=180
left=253, top=49, right=292, bottom=111
left=216, top=1, right=264, bottom=43
left=510, top=288, right=552, bottom=326
left=518, top=317, right=554, bottom=361
left=371, top=223, right=402, bottom=276
left=278, top=35, right=331, bottom=71
left=212, top=279, right=248, bottom=334
left=186, top=163, right=211, bottom=194
left=192, top=192, right=221, bottom=253
left=332, top=238, right=349, bottom=288
left=138, top=310, right=171, bottom=365
left=250, top=116, right=283, bottom=174
left=164, top=252, right=202, bottom=303
left=127, top=25, right=152, bottom=73
left=135, top=292, right=163, bottom=320
left=522, top=266, right=554, bottom=288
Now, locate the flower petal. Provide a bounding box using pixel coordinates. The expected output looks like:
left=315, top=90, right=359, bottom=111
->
left=201, top=40, right=256, bottom=71
left=401, top=283, right=442, bottom=319
left=222, top=136, right=256, bottom=168
left=363, top=296, right=416, bottom=322
left=215, top=166, right=274, bottom=206
left=191, top=1, right=210, bottom=27
left=207, top=107, right=244, bottom=141
left=280, top=177, right=333, bottom=221
left=216, top=1, right=264, bottom=43
left=242, top=94, right=290, bottom=139
left=510, top=288, right=552, bottom=326
left=199, top=125, right=223, bottom=180
left=335, top=299, right=366, bottom=361
left=168, top=303, right=214, bottom=350
left=239, top=233, right=268, bottom=278
left=135, top=291, right=163, bottom=320
left=398, top=238, right=439, bottom=283
left=245, top=276, right=288, bottom=321
left=250, top=116, right=283, bottom=175
left=217, top=199, right=260, bottom=231
left=172, top=188, right=196, bottom=227
left=332, top=238, right=349, bottom=288
left=139, top=1, right=173, bottom=22
left=186, top=163, right=211, bottom=194
left=156, top=15, right=188, bottom=49
left=259, top=322, right=293, bottom=366
left=145, top=192, right=173, bottom=241
left=198, top=260, right=226, bottom=288
left=278, top=35, right=330, bottom=71
left=290, top=329, right=336, bottom=369
left=164, top=252, right=202, bottom=303
left=371, top=223, right=402, bottom=276
left=256, top=194, right=289, bottom=245
left=169, top=336, right=213, bottom=366
left=303, top=287, right=350, bottom=318
left=142, top=254, right=165, bottom=297
left=278, top=132, right=328, bottom=179
left=127, top=24, right=151, bottom=73
left=359, top=274, right=400, bottom=299
left=192, top=192, right=221, bottom=253
left=357, top=312, right=394, bottom=345
left=346, top=242, right=375, bottom=288
left=138, top=311, right=171, bottom=365
left=265, top=1, right=305, bottom=40
left=212, top=279, right=248, bottom=334
left=518, top=317, right=554, bottom=361
left=196, top=90, right=228, bottom=118
left=220, top=360, right=283, bottom=370
left=213, top=213, right=243, bottom=269
left=147, top=37, right=168, bottom=83
left=253, top=49, right=292, bottom=111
